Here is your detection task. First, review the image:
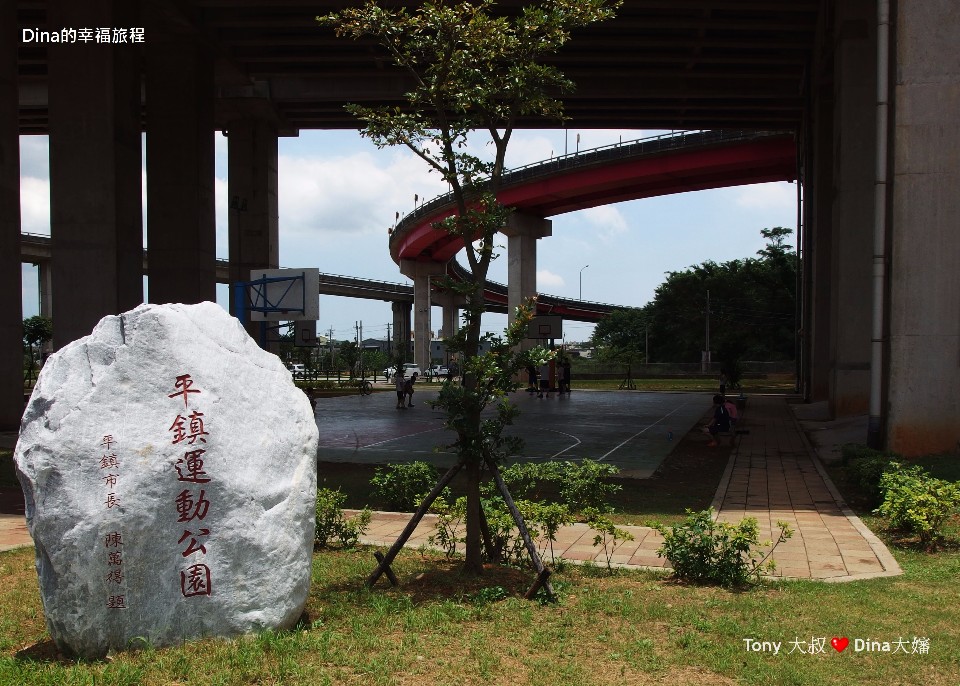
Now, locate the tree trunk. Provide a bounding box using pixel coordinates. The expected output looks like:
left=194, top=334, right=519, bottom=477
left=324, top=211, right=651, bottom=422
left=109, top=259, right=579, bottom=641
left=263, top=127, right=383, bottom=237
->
left=463, top=456, right=483, bottom=574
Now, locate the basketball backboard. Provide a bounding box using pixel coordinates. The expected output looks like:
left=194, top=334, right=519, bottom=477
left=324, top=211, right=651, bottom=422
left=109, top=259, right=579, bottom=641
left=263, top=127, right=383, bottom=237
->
left=526, top=315, right=563, bottom=340
left=247, top=268, right=319, bottom=321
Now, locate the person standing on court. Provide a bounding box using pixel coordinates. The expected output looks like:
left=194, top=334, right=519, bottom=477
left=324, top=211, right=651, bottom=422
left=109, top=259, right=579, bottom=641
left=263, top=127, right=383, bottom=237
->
left=538, top=362, right=550, bottom=397
left=404, top=372, right=417, bottom=407
left=395, top=370, right=406, bottom=409
left=560, top=359, right=572, bottom=394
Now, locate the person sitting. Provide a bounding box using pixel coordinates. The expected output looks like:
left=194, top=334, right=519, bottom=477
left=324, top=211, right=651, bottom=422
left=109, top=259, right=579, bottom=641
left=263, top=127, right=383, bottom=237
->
left=723, top=397, right=739, bottom=430
left=706, top=394, right=731, bottom=447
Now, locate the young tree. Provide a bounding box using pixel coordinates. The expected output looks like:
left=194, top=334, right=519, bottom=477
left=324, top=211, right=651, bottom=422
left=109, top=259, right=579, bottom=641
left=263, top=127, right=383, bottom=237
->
left=22, top=315, right=53, bottom=384
left=319, top=0, right=619, bottom=575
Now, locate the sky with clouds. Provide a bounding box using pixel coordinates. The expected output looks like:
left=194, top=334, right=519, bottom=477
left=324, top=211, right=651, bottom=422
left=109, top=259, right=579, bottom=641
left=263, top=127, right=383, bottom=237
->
left=19, top=128, right=798, bottom=345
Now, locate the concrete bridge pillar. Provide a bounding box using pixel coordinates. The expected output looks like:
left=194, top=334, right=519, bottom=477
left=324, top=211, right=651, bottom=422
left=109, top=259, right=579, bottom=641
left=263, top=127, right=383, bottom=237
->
left=435, top=291, right=465, bottom=339
left=0, top=1, right=22, bottom=430
left=400, top=260, right=445, bottom=369
left=145, top=8, right=216, bottom=306
left=826, top=0, right=877, bottom=417
left=503, top=213, right=552, bottom=340
left=47, top=0, right=144, bottom=349
left=391, top=301, right=412, bottom=362
left=227, top=118, right=279, bottom=341
left=885, top=2, right=960, bottom=455
left=37, top=263, right=53, bottom=319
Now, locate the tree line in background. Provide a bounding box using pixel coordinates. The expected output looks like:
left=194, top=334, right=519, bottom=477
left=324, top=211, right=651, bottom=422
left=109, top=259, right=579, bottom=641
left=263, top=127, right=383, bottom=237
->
left=590, top=226, right=798, bottom=371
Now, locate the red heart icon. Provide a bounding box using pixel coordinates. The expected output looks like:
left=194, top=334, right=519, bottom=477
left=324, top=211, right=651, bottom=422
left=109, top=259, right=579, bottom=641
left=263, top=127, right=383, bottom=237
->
left=831, top=637, right=849, bottom=652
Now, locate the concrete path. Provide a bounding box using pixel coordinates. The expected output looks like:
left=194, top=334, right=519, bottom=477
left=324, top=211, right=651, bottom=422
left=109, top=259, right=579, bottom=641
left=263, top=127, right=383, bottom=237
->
left=354, top=395, right=902, bottom=582
left=0, top=395, right=902, bottom=581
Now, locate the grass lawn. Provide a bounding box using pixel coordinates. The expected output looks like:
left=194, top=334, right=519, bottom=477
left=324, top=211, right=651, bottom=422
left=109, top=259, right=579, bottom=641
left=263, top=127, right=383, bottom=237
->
left=2, top=430, right=960, bottom=684
left=571, top=373, right=797, bottom=394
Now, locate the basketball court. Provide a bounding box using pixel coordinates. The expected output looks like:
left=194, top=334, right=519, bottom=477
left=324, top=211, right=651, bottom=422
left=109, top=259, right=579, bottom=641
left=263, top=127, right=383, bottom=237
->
left=315, top=388, right=713, bottom=478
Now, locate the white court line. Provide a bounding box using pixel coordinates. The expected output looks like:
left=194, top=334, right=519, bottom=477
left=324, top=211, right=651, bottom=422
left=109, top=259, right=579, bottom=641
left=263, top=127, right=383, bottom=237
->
left=361, top=426, right=445, bottom=449
left=598, top=400, right=694, bottom=460
left=544, top=429, right=582, bottom=458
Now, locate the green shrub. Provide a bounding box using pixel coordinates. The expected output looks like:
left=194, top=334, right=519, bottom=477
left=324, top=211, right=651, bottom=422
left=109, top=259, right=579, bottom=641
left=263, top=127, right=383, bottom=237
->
left=315, top=488, right=372, bottom=548
left=428, top=495, right=465, bottom=558
left=559, top=459, right=621, bottom=513
left=486, top=460, right=620, bottom=515
left=529, top=501, right=574, bottom=565
left=484, top=499, right=535, bottom=565
left=875, top=463, right=960, bottom=548
left=654, top=508, right=792, bottom=588
left=839, top=444, right=899, bottom=507
left=370, top=461, right=440, bottom=511
left=584, top=507, right=635, bottom=571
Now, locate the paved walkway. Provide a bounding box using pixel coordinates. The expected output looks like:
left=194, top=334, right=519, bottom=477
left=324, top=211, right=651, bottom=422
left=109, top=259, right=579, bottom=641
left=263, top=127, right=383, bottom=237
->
left=1, top=395, right=902, bottom=581
left=355, top=395, right=901, bottom=582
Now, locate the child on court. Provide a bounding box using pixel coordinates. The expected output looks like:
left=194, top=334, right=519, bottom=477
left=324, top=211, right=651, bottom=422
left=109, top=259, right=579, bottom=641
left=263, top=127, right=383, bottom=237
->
left=706, top=394, right=731, bottom=447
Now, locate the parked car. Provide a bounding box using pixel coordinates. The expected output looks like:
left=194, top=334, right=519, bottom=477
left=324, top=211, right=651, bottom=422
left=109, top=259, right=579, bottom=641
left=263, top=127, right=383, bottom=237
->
left=383, top=363, right=422, bottom=381
left=288, top=363, right=306, bottom=378
left=426, top=365, right=450, bottom=379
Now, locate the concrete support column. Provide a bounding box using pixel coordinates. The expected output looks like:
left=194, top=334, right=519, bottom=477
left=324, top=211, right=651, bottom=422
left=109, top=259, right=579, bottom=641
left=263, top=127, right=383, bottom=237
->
left=803, top=18, right=835, bottom=403
left=400, top=260, right=445, bottom=369
left=827, top=0, right=877, bottom=417
left=503, top=213, right=552, bottom=336
left=227, top=119, right=280, bottom=340
left=0, top=1, right=22, bottom=430
left=391, top=300, right=412, bottom=361
left=47, top=0, right=143, bottom=349
left=885, top=3, right=960, bottom=455
left=145, top=16, right=216, bottom=305
left=37, top=263, right=53, bottom=319
left=436, top=291, right=465, bottom=339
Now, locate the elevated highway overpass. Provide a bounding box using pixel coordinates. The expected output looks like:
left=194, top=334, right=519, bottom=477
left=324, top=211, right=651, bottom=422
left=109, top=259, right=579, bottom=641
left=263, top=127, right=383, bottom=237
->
left=5, top=1, right=960, bottom=454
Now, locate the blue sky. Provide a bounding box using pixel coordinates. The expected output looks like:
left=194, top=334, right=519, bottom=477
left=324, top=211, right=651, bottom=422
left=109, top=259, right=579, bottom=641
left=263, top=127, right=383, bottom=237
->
left=19, top=128, right=798, bottom=345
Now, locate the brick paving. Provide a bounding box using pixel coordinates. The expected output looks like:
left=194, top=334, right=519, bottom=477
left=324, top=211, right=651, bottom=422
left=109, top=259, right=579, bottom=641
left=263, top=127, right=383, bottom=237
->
left=1, top=396, right=902, bottom=581
left=351, top=396, right=902, bottom=582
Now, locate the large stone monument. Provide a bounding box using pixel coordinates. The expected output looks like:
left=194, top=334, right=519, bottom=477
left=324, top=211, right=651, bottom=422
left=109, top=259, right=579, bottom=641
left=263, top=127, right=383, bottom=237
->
left=14, top=302, right=318, bottom=658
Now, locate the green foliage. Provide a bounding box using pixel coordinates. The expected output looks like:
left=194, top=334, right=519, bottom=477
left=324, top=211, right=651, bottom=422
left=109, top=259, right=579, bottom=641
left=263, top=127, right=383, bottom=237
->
left=528, top=501, right=574, bottom=564
left=654, top=508, right=793, bottom=588
left=559, top=459, right=621, bottom=513
left=487, top=460, right=620, bottom=514
left=584, top=507, right=635, bottom=571
left=593, top=227, right=797, bottom=363
left=484, top=498, right=536, bottom=565
left=428, top=495, right=466, bottom=559
left=370, top=461, right=440, bottom=511
left=22, top=315, right=52, bottom=348
left=875, top=463, right=960, bottom=548
left=840, top=443, right=899, bottom=506
left=590, top=307, right=647, bottom=364
left=320, top=0, right=620, bottom=572
left=315, top=488, right=372, bottom=549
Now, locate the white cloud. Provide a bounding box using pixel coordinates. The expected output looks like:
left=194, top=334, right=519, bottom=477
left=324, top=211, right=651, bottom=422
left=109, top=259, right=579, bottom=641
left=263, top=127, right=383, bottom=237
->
left=578, top=205, right=629, bottom=243
left=537, top=269, right=565, bottom=290
left=278, top=149, right=447, bottom=238
left=735, top=182, right=797, bottom=210
left=20, top=176, right=50, bottom=234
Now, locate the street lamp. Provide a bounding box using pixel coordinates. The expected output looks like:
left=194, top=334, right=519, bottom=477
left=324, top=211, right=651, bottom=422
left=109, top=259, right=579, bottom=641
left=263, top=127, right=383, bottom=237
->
left=579, top=264, right=589, bottom=300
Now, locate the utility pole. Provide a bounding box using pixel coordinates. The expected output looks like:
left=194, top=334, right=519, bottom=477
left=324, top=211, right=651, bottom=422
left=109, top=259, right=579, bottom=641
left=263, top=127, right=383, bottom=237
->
left=328, top=327, right=334, bottom=372
left=704, top=290, right=711, bottom=372
left=386, top=322, right=392, bottom=355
